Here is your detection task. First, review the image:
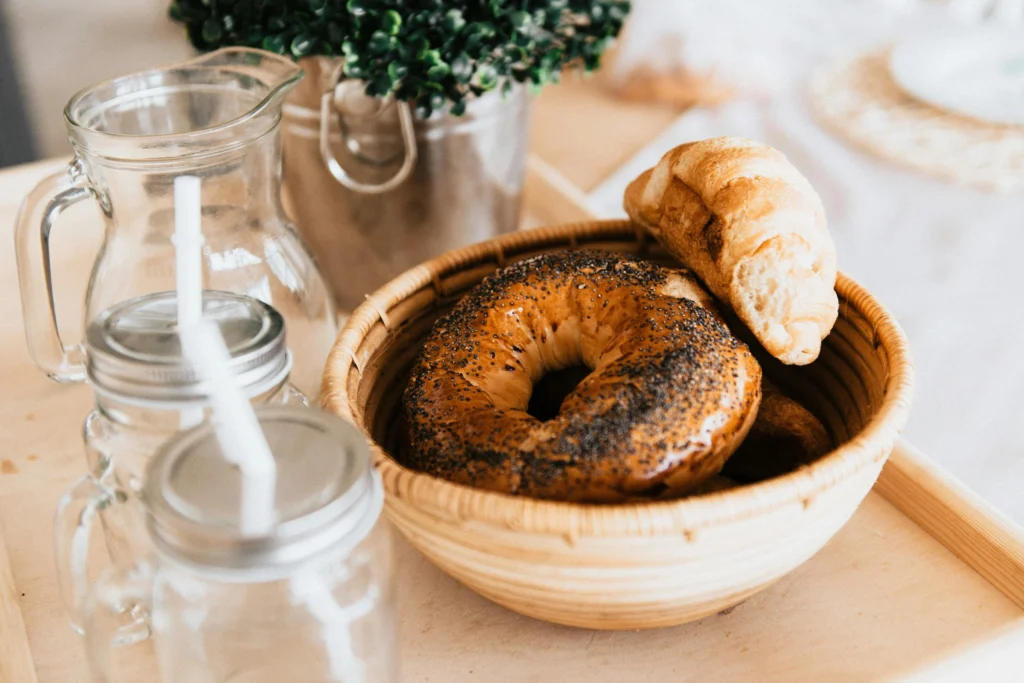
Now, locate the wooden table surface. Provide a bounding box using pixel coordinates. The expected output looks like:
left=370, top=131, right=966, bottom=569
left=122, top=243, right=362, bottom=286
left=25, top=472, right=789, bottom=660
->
left=2, top=82, right=1021, bottom=683
left=530, top=77, right=681, bottom=192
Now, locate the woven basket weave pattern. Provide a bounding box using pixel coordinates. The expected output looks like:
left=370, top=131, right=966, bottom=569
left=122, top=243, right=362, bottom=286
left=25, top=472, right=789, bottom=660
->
left=322, top=220, right=914, bottom=629
left=810, top=51, right=1024, bottom=193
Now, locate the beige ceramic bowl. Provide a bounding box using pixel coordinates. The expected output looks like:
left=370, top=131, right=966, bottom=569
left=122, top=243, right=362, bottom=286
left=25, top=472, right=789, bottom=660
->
left=321, top=221, right=914, bottom=630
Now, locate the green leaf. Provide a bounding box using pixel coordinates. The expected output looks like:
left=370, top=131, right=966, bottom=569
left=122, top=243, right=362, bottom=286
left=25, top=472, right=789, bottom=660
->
left=451, top=54, right=473, bottom=83
left=427, top=63, right=450, bottom=80
left=381, top=10, right=402, bottom=35
left=387, top=61, right=408, bottom=81
left=423, top=49, right=443, bottom=66
left=443, top=9, right=465, bottom=32
left=415, top=100, right=434, bottom=119
left=408, top=34, right=429, bottom=59
left=291, top=33, right=314, bottom=57
left=477, top=22, right=496, bottom=39
left=368, top=30, right=392, bottom=53
left=202, top=18, right=222, bottom=43
left=476, top=64, right=498, bottom=90
left=449, top=99, right=467, bottom=116
left=168, top=0, right=630, bottom=113
left=541, top=49, right=562, bottom=70
left=261, top=34, right=286, bottom=54
left=367, top=72, right=392, bottom=97
left=509, top=11, right=530, bottom=31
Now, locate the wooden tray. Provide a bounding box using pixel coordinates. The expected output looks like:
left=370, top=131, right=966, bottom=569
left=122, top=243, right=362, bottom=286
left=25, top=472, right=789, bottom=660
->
left=1, top=157, right=1023, bottom=682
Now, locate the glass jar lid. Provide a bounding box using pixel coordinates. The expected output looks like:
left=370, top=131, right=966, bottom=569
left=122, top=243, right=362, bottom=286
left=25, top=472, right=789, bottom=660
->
left=85, top=290, right=289, bottom=404
left=144, top=406, right=380, bottom=572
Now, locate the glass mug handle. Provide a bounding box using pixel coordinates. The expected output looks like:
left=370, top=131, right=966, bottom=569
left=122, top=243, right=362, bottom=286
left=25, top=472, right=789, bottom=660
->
left=54, top=474, right=114, bottom=633
left=83, top=561, right=154, bottom=683
left=14, top=158, right=103, bottom=383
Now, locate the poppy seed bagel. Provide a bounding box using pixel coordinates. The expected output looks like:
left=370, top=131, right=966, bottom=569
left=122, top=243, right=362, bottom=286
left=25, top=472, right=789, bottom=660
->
left=402, top=250, right=762, bottom=503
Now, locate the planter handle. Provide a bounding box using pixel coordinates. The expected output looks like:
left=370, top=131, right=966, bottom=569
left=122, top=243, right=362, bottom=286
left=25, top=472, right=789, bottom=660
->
left=319, top=61, right=417, bottom=194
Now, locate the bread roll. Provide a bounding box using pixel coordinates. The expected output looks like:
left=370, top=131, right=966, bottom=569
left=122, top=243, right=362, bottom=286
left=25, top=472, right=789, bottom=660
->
left=403, top=250, right=762, bottom=503
left=624, top=137, right=838, bottom=365
left=722, top=380, right=832, bottom=483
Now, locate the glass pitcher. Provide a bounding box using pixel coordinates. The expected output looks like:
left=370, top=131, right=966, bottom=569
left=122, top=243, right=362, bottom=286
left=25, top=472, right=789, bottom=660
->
left=14, top=47, right=336, bottom=398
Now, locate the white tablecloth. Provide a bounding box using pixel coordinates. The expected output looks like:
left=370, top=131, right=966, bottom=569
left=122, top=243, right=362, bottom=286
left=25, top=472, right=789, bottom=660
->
left=588, top=95, right=1024, bottom=523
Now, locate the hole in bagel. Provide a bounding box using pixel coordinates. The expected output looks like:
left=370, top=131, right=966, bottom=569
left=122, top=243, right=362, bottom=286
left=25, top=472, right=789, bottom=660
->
left=526, top=365, right=592, bottom=422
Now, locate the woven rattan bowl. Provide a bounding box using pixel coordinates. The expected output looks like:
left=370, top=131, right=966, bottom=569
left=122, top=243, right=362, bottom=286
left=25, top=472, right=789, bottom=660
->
left=322, top=221, right=914, bottom=630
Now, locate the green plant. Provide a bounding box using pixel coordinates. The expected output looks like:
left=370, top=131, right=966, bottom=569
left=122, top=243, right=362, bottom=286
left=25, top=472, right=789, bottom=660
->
left=169, top=0, right=630, bottom=117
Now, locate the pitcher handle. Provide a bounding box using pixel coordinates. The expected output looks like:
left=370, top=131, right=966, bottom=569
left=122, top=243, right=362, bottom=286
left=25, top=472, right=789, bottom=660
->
left=319, top=62, right=417, bottom=194
left=54, top=474, right=114, bottom=634
left=14, top=159, right=102, bottom=383
left=83, top=561, right=154, bottom=683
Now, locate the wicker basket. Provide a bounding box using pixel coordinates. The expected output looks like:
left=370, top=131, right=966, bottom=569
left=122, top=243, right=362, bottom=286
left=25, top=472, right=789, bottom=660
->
left=321, top=220, right=914, bottom=630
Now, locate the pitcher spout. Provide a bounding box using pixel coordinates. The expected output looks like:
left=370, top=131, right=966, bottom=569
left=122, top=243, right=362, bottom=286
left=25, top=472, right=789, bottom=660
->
left=64, top=47, right=305, bottom=164
left=179, top=47, right=305, bottom=108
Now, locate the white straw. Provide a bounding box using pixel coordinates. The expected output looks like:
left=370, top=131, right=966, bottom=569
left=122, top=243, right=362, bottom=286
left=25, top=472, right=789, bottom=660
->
left=172, top=175, right=204, bottom=328
left=290, top=568, right=373, bottom=683
left=173, top=175, right=206, bottom=429
left=179, top=319, right=277, bottom=536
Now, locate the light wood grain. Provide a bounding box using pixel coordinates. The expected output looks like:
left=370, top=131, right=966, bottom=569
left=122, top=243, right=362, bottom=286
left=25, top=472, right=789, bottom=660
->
left=531, top=76, right=681, bottom=192
left=0, top=157, right=99, bottom=683
left=389, top=493, right=1024, bottom=683
left=0, top=529, right=38, bottom=683
left=522, top=156, right=599, bottom=225
left=886, top=619, right=1024, bottom=683
left=877, top=441, right=1024, bottom=609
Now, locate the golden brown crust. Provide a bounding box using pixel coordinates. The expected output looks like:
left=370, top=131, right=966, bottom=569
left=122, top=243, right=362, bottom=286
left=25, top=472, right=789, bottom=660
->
left=721, top=381, right=832, bottom=483
left=624, top=137, right=839, bottom=365
left=403, top=250, right=762, bottom=503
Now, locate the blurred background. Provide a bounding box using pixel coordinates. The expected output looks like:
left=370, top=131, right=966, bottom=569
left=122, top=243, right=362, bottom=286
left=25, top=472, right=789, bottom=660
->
left=0, top=1, right=190, bottom=165
left=1, top=0, right=1022, bottom=521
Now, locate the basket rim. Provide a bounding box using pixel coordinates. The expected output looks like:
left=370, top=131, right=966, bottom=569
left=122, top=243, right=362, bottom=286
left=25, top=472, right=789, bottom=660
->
left=322, top=220, right=915, bottom=536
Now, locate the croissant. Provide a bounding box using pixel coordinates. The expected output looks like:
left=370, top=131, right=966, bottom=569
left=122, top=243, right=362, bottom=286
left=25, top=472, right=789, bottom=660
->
left=624, top=137, right=838, bottom=365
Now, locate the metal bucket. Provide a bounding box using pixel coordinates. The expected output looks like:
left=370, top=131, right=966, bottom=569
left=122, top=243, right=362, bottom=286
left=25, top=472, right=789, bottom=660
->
left=282, top=58, right=531, bottom=313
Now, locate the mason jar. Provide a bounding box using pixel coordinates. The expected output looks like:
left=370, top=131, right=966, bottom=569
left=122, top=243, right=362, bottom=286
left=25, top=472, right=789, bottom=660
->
left=82, top=406, right=396, bottom=683
left=55, top=290, right=306, bottom=632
